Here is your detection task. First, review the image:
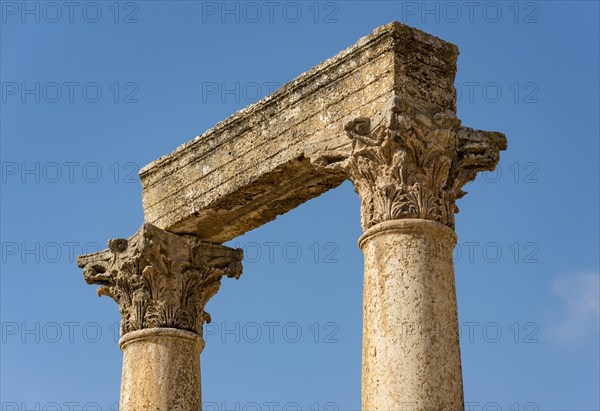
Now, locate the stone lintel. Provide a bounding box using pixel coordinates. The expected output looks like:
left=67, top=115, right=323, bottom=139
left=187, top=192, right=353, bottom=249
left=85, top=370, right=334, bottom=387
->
left=139, top=21, right=460, bottom=242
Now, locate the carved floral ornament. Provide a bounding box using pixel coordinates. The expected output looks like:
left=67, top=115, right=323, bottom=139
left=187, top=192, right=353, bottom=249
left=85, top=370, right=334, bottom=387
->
left=312, top=96, right=507, bottom=230
left=77, top=223, right=243, bottom=337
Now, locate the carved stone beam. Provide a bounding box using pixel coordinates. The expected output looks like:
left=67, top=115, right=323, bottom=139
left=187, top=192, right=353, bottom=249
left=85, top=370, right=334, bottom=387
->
left=313, top=95, right=507, bottom=410
left=77, top=223, right=243, bottom=411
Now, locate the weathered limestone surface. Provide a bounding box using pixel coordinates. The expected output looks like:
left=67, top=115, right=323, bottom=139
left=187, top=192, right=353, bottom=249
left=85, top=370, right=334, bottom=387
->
left=77, top=223, right=243, bottom=411
left=119, top=328, right=204, bottom=411
left=359, top=219, right=462, bottom=410
left=140, top=22, right=460, bottom=243
left=313, top=95, right=505, bottom=410
left=78, top=21, right=507, bottom=411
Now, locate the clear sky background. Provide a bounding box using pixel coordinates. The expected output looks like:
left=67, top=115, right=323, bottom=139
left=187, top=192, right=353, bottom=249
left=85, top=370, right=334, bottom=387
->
left=1, top=1, right=599, bottom=410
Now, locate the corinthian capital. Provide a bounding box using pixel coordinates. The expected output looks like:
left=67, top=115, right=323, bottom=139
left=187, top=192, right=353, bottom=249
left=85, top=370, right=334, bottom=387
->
left=77, top=223, right=243, bottom=337
left=313, top=96, right=507, bottom=230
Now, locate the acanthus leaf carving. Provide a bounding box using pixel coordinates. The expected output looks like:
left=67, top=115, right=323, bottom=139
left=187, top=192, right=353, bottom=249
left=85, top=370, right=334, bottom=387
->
left=77, top=223, right=243, bottom=338
left=312, top=96, right=507, bottom=230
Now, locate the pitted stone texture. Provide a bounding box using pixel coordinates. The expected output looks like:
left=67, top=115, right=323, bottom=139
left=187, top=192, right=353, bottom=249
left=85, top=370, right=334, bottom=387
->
left=359, top=219, right=463, bottom=411
left=76, top=21, right=509, bottom=411
left=140, top=21, right=460, bottom=243
left=119, top=328, right=203, bottom=411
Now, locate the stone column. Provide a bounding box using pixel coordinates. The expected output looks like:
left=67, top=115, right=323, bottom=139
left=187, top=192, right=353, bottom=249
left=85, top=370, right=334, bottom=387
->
left=359, top=219, right=461, bottom=410
left=77, top=223, right=243, bottom=411
left=314, top=96, right=506, bottom=410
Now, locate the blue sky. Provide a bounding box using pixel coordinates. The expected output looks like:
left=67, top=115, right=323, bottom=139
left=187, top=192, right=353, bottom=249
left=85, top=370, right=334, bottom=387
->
left=1, top=1, right=599, bottom=410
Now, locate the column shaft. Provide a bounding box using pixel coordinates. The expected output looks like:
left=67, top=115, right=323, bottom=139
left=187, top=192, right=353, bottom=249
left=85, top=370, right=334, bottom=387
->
left=119, top=328, right=204, bottom=411
left=359, top=219, right=463, bottom=411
